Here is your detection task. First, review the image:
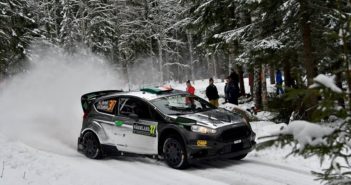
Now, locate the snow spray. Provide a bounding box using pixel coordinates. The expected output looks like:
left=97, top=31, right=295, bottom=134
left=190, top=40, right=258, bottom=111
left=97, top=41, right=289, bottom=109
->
left=0, top=45, right=124, bottom=155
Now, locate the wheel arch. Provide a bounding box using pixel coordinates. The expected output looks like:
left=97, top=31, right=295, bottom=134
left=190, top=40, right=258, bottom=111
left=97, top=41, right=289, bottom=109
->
left=81, top=128, right=101, bottom=143
left=158, top=127, right=186, bottom=155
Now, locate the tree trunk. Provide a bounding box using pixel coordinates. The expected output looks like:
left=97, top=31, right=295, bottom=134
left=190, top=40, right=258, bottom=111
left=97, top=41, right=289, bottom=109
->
left=187, top=33, right=194, bottom=81
left=124, top=61, right=130, bottom=91
left=158, top=38, right=163, bottom=83
left=300, top=1, right=317, bottom=86
left=334, top=60, right=345, bottom=108
left=228, top=54, right=233, bottom=76
left=165, top=52, right=170, bottom=82
left=269, top=65, right=275, bottom=84
left=253, top=64, right=262, bottom=110
left=261, top=64, right=268, bottom=110
left=299, top=0, right=318, bottom=120
left=212, top=54, right=217, bottom=78
left=283, top=59, right=293, bottom=88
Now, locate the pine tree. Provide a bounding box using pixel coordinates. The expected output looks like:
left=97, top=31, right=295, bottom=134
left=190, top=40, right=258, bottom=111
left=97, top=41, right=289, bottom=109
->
left=0, top=0, right=39, bottom=76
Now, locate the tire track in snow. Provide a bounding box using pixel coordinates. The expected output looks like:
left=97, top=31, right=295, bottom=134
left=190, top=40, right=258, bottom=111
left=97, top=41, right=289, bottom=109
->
left=188, top=159, right=319, bottom=185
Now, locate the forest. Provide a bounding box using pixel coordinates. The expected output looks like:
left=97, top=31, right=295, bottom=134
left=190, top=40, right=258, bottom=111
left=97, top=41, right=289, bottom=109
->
left=1, top=1, right=351, bottom=183
left=1, top=0, right=351, bottom=116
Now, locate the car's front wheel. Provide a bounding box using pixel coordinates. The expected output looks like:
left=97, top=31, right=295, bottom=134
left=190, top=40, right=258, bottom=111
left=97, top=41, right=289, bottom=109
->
left=82, top=132, right=103, bottom=159
left=163, top=137, right=188, bottom=169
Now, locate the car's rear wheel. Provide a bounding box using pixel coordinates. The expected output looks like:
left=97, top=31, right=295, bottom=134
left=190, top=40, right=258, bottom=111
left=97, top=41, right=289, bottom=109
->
left=230, top=153, right=247, bottom=160
left=163, top=137, right=188, bottom=169
left=82, top=132, right=103, bottom=159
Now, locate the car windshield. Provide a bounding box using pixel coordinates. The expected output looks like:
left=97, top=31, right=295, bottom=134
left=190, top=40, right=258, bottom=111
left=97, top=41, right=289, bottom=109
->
left=150, top=94, right=216, bottom=115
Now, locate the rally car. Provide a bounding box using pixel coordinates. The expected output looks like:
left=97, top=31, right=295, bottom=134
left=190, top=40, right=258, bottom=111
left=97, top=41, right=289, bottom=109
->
left=77, top=87, right=256, bottom=169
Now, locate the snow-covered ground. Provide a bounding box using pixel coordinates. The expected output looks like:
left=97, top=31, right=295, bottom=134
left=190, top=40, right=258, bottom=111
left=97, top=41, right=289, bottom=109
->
left=0, top=121, right=323, bottom=185
left=0, top=121, right=322, bottom=185
left=0, top=56, right=323, bottom=185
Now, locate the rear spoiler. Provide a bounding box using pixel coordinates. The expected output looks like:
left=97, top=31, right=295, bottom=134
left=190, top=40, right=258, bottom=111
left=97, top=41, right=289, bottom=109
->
left=81, top=90, right=122, bottom=112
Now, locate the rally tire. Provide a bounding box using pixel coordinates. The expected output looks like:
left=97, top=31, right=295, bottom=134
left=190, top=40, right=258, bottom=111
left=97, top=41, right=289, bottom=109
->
left=230, top=153, right=247, bottom=160
left=163, top=137, right=188, bottom=169
left=82, top=132, right=103, bottom=159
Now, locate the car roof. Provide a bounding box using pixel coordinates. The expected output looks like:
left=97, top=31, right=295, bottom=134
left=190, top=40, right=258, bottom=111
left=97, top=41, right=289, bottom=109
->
left=101, top=89, right=188, bottom=101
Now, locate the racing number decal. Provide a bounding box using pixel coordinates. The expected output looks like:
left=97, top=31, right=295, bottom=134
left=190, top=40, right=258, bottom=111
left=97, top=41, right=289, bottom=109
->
left=97, top=99, right=117, bottom=113
left=150, top=125, right=156, bottom=135
left=106, top=100, right=117, bottom=112
left=133, top=123, right=157, bottom=137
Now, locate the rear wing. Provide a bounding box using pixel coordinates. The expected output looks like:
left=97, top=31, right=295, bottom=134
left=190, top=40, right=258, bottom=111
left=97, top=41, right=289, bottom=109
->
left=81, top=90, right=122, bottom=112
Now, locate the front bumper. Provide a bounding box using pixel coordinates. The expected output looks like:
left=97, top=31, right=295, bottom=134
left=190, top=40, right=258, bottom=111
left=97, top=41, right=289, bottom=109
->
left=186, top=138, right=256, bottom=163
left=182, top=126, right=256, bottom=163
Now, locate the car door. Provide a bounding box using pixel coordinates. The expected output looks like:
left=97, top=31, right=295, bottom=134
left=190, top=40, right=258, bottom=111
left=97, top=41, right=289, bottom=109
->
left=93, top=97, right=118, bottom=145
left=112, top=97, right=158, bottom=155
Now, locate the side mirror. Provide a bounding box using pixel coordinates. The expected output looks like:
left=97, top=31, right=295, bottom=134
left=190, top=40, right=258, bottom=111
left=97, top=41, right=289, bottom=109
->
left=129, top=113, right=139, bottom=121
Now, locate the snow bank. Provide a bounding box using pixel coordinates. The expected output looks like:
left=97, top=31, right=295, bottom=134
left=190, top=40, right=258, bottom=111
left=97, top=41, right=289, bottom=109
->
left=310, top=74, right=342, bottom=93
left=279, top=121, right=335, bottom=150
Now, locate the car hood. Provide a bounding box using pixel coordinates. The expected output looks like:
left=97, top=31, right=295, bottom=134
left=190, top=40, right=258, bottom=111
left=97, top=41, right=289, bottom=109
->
left=171, top=109, right=245, bottom=129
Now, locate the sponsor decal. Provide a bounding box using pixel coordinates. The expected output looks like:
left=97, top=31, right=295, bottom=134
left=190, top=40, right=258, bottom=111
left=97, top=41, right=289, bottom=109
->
left=133, top=123, right=157, bottom=137
left=115, top=120, right=124, bottom=127
left=197, top=140, right=207, bottom=147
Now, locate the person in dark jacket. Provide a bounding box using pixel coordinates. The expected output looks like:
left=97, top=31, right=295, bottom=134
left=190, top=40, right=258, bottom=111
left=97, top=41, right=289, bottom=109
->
left=224, top=76, right=239, bottom=105
left=206, top=78, right=219, bottom=107
left=276, top=69, right=284, bottom=95
left=230, top=69, right=241, bottom=97
left=224, top=76, right=229, bottom=103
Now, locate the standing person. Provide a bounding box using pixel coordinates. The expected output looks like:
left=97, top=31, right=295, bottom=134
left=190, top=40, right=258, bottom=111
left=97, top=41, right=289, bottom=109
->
left=186, top=80, right=195, bottom=95
left=225, top=76, right=239, bottom=105
left=185, top=80, right=195, bottom=106
left=224, top=77, right=229, bottom=103
left=230, top=69, right=241, bottom=99
left=276, top=69, right=284, bottom=95
left=206, top=78, right=219, bottom=107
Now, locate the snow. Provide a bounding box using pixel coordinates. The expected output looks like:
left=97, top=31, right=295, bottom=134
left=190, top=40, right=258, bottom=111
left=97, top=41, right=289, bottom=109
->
left=0, top=122, right=321, bottom=185
left=0, top=51, right=323, bottom=185
left=253, top=38, right=283, bottom=50
left=310, top=74, right=342, bottom=93
left=279, top=120, right=335, bottom=150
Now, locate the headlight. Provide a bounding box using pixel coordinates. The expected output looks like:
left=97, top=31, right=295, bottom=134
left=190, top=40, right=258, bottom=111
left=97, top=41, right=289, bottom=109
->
left=191, top=125, right=217, bottom=134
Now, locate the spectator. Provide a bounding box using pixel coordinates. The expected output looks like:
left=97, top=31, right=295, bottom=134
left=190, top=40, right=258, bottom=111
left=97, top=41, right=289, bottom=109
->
left=206, top=78, right=219, bottom=107
left=276, top=69, right=284, bottom=95
left=225, top=76, right=239, bottom=105
left=230, top=69, right=241, bottom=98
left=185, top=80, right=195, bottom=106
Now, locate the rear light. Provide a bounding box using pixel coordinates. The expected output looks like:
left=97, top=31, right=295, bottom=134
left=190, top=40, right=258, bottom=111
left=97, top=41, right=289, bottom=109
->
left=83, top=112, right=88, bottom=119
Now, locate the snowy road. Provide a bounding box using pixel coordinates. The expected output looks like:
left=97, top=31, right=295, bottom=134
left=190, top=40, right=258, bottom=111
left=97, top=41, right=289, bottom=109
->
left=0, top=122, right=321, bottom=185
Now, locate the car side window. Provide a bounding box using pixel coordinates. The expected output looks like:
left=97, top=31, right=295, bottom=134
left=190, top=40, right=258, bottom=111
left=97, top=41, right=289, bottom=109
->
left=150, top=107, right=164, bottom=122
left=95, top=98, right=118, bottom=114
left=118, top=97, right=152, bottom=120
